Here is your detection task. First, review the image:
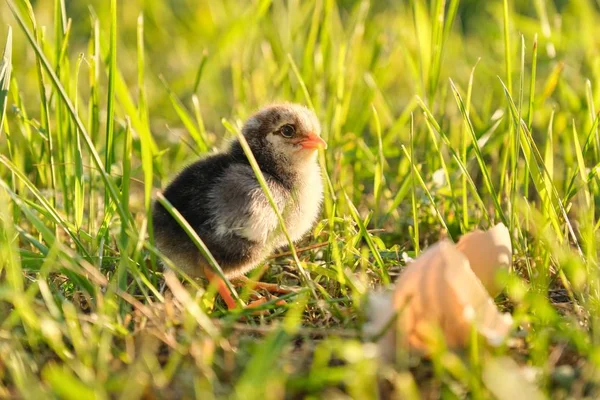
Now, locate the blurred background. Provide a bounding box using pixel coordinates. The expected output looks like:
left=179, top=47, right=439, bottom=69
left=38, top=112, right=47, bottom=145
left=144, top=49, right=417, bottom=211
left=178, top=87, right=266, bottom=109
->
left=4, top=0, right=598, bottom=149
left=4, top=0, right=600, bottom=239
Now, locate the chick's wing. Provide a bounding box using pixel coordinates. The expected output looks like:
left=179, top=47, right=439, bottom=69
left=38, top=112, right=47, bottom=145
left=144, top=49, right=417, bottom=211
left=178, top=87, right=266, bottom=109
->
left=208, top=164, right=288, bottom=243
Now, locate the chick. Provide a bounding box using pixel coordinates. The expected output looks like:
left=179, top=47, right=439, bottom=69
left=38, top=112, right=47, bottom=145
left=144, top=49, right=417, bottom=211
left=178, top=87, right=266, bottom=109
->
left=152, top=103, right=327, bottom=309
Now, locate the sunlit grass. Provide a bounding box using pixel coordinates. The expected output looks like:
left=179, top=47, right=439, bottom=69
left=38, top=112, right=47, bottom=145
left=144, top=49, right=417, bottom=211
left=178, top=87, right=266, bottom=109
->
left=1, top=0, right=600, bottom=398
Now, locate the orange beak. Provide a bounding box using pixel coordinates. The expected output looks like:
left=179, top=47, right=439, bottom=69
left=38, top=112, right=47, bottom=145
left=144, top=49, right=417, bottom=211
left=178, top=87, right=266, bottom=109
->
left=298, top=133, right=327, bottom=150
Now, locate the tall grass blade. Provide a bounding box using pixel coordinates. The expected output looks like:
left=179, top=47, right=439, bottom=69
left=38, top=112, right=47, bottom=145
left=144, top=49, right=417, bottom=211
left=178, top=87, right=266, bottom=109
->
left=586, top=80, right=599, bottom=162
left=7, top=0, right=131, bottom=228
left=137, top=13, right=157, bottom=277
left=104, top=0, right=117, bottom=215
left=160, top=75, right=208, bottom=153
left=461, top=60, right=479, bottom=230
left=21, top=1, right=58, bottom=217
left=499, top=79, right=583, bottom=257
left=449, top=80, right=507, bottom=226
left=73, top=54, right=84, bottom=230
left=409, top=114, right=419, bottom=255
left=417, top=96, right=491, bottom=225
left=345, top=192, right=389, bottom=284
left=0, top=155, right=90, bottom=257
left=372, top=105, right=385, bottom=220
left=502, top=0, right=513, bottom=94
left=222, top=119, right=319, bottom=298
left=401, top=144, right=450, bottom=236
left=0, top=27, right=12, bottom=137
left=288, top=54, right=316, bottom=111
left=155, top=193, right=241, bottom=307
left=192, top=49, right=208, bottom=94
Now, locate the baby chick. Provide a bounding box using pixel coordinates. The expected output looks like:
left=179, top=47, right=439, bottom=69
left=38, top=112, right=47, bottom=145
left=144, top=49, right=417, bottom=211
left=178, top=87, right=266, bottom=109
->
left=152, top=103, right=327, bottom=309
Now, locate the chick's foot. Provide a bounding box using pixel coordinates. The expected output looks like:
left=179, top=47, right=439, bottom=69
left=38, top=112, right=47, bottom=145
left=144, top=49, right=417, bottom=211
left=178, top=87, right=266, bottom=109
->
left=233, top=275, right=299, bottom=295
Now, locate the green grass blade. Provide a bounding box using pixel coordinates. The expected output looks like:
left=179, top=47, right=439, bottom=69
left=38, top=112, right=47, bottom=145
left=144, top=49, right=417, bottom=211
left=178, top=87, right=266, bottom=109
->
left=235, top=296, right=307, bottom=398
left=192, top=49, right=208, bottom=94
left=0, top=27, right=12, bottom=137
left=104, top=0, right=117, bottom=214
left=461, top=59, right=479, bottom=230
left=42, top=363, right=101, bottom=400
left=450, top=79, right=507, bottom=227
left=527, top=35, right=538, bottom=130
left=160, top=75, right=208, bottom=153
left=423, top=114, right=461, bottom=235
left=7, top=0, right=131, bottom=228
left=21, top=1, right=58, bottom=218
left=503, top=0, right=513, bottom=95
left=564, top=113, right=600, bottom=203
left=0, top=179, right=95, bottom=294
left=136, top=13, right=158, bottom=278
left=73, top=54, right=84, bottom=230
left=422, top=108, right=492, bottom=229
left=288, top=54, right=316, bottom=111
left=155, top=193, right=242, bottom=308
left=372, top=104, right=385, bottom=220
left=401, top=144, right=450, bottom=237
left=344, top=192, right=389, bottom=284
left=120, top=118, right=133, bottom=245
left=0, top=155, right=90, bottom=258
left=409, top=114, right=419, bottom=255
left=499, top=79, right=583, bottom=258
left=87, top=17, right=100, bottom=236
left=428, top=0, right=458, bottom=103
left=222, top=119, right=319, bottom=298
left=0, top=187, right=23, bottom=294
left=586, top=79, right=599, bottom=162
left=136, top=14, right=148, bottom=128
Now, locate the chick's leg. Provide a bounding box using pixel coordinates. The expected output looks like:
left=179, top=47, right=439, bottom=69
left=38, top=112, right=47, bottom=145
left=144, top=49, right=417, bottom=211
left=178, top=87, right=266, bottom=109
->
left=203, top=267, right=284, bottom=310
left=233, top=275, right=297, bottom=294
left=204, top=267, right=239, bottom=310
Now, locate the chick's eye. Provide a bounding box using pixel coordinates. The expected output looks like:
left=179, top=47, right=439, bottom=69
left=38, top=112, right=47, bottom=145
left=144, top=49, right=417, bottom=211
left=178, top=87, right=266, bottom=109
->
left=279, top=124, right=295, bottom=138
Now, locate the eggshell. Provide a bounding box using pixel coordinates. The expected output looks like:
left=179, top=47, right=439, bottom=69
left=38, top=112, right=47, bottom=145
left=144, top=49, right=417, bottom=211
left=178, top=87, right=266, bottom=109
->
left=365, top=223, right=513, bottom=357
left=456, top=223, right=512, bottom=296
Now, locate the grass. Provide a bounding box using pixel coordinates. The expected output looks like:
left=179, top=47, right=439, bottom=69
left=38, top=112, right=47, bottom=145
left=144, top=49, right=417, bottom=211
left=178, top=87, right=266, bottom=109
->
left=1, top=0, right=600, bottom=398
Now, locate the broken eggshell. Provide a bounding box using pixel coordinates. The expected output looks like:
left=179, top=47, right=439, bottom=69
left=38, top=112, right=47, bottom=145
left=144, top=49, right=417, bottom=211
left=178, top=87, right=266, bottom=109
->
left=456, top=222, right=512, bottom=297
left=364, top=223, right=513, bottom=358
